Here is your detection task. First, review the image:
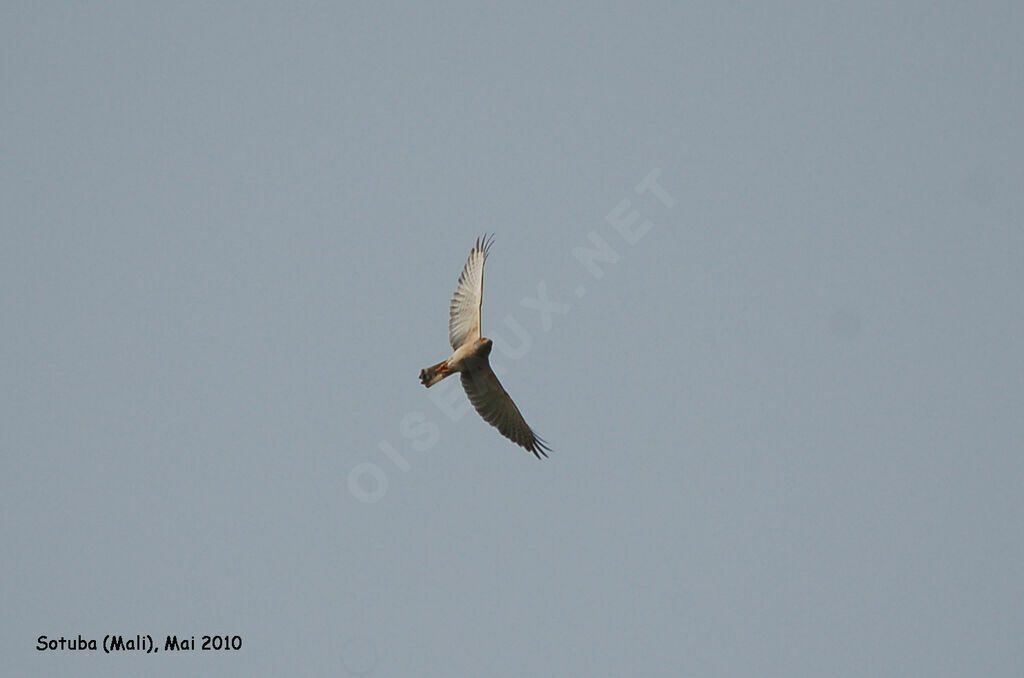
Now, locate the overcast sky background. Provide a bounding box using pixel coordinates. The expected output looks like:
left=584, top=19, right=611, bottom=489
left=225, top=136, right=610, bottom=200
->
left=3, top=2, right=1023, bottom=676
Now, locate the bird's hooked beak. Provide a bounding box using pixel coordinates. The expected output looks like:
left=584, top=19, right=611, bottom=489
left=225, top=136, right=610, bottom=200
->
left=478, top=337, right=493, bottom=356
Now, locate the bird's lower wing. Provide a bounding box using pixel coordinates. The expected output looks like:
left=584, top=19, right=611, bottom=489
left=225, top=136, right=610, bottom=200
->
left=461, top=366, right=550, bottom=458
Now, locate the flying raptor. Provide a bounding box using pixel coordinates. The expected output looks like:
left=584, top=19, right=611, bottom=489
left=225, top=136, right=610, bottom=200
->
left=419, top=235, right=551, bottom=458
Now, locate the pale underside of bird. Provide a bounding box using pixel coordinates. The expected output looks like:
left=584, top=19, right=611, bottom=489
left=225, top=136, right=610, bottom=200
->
left=419, top=235, right=551, bottom=458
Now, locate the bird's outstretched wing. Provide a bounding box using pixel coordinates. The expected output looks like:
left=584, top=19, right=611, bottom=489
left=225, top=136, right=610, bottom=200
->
left=461, top=366, right=551, bottom=458
left=448, top=235, right=493, bottom=350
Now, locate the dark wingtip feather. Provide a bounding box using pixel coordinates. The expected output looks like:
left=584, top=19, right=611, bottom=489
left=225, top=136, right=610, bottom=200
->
left=529, top=435, right=551, bottom=459
left=476, top=233, right=495, bottom=257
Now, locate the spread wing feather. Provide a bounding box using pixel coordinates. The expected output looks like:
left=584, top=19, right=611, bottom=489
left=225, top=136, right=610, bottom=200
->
left=448, top=235, right=493, bottom=350
left=461, top=366, right=550, bottom=459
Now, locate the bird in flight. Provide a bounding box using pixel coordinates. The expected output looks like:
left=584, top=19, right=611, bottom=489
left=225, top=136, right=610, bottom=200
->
left=419, top=235, right=551, bottom=458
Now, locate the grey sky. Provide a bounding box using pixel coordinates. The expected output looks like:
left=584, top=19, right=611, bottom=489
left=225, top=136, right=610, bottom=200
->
left=3, top=2, right=1022, bottom=676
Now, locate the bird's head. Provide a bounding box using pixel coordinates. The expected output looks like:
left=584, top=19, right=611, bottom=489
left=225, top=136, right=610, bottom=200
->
left=478, top=337, right=493, bottom=356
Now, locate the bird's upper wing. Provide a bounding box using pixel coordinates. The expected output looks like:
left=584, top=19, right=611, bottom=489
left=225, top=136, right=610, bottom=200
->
left=461, top=365, right=550, bottom=458
left=448, top=235, right=493, bottom=350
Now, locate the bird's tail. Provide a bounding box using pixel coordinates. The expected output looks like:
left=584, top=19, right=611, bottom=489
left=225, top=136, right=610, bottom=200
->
left=419, top=360, right=450, bottom=387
